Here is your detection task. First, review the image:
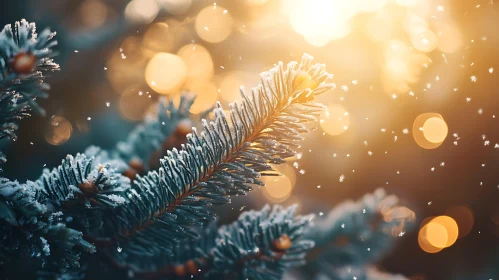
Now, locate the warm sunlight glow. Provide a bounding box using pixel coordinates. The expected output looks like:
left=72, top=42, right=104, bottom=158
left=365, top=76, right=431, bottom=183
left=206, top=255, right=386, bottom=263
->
left=423, top=117, right=448, bottom=144
left=177, top=44, right=214, bottom=84
left=45, top=116, right=72, bottom=146
left=286, top=0, right=358, bottom=45
left=413, top=113, right=447, bottom=149
left=186, top=82, right=219, bottom=115
left=195, top=5, right=234, bottom=43
left=411, top=29, right=438, bottom=53
left=263, top=175, right=293, bottom=202
left=125, top=0, right=159, bottom=24
left=431, top=216, right=459, bottom=248
left=219, top=71, right=259, bottom=103
left=143, top=23, right=174, bottom=53
left=320, top=104, right=350, bottom=136
left=145, top=53, right=187, bottom=95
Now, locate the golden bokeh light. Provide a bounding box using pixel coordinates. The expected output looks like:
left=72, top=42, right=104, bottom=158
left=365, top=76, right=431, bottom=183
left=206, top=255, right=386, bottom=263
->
left=218, top=71, right=259, bottom=103
left=412, top=113, right=447, bottom=149
left=418, top=215, right=460, bottom=253
left=271, top=163, right=297, bottom=186
left=431, top=216, right=459, bottom=248
left=320, top=104, right=350, bottom=136
left=425, top=222, right=448, bottom=248
left=45, top=116, right=72, bottom=146
left=106, top=36, right=147, bottom=94
left=263, top=175, right=293, bottom=203
left=411, top=29, right=438, bottom=53
left=418, top=223, right=444, bottom=254
left=245, top=0, right=270, bottom=6
left=177, top=44, right=214, bottom=84
left=79, top=0, right=109, bottom=29
left=446, top=205, right=474, bottom=239
left=145, top=53, right=187, bottom=95
left=124, top=0, right=159, bottom=24
left=435, top=22, right=463, bottom=53
left=157, top=0, right=192, bottom=15
left=186, top=82, right=219, bottom=115
left=423, top=117, right=448, bottom=144
left=119, top=87, right=154, bottom=121
left=195, top=5, right=234, bottom=43
left=359, top=0, right=388, bottom=12
left=143, top=23, right=174, bottom=53
left=382, top=41, right=430, bottom=93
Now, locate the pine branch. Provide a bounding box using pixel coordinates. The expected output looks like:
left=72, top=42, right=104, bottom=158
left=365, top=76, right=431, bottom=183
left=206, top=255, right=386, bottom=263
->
left=85, top=94, right=199, bottom=179
left=0, top=19, right=59, bottom=170
left=0, top=153, right=130, bottom=271
left=0, top=93, right=199, bottom=274
left=300, top=189, right=415, bottom=279
left=130, top=205, right=314, bottom=280
left=93, top=54, right=333, bottom=265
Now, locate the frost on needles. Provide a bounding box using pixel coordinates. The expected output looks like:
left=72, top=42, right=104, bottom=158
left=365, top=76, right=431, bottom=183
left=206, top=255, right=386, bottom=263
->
left=0, top=19, right=58, bottom=170
left=1, top=49, right=337, bottom=278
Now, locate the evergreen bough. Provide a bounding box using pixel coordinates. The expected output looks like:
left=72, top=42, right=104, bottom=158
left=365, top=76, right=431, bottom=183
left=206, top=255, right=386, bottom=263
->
left=0, top=20, right=415, bottom=280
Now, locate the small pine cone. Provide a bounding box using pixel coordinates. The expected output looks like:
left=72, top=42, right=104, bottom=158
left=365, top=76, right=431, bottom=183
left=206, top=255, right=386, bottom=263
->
left=173, top=264, right=186, bottom=277
left=272, top=234, right=292, bottom=252
left=128, top=158, right=145, bottom=174
left=10, top=52, right=37, bottom=74
left=79, top=180, right=97, bottom=196
left=123, top=168, right=137, bottom=181
left=184, top=260, right=198, bottom=275
left=175, top=119, right=193, bottom=138
left=293, top=70, right=318, bottom=92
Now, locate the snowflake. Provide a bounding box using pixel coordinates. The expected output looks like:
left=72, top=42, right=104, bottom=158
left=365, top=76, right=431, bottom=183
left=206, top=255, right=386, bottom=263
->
left=470, top=76, right=477, bottom=82
left=490, top=67, right=494, bottom=74
left=339, top=174, right=345, bottom=182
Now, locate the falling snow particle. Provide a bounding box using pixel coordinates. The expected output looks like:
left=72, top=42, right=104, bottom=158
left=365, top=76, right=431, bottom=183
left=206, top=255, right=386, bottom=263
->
left=471, top=76, right=477, bottom=82
left=402, top=128, right=409, bottom=134
left=431, top=167, right=435, bottom=172
left=440, top=162, right=445, bottom=167
left=489, top=67, right=494, bottom=74
left=299, top=169, right=305, bottom=175
left=478, top=108, right=483, bottom=115
left=339, top=174, right=345, bottom=182
left=368, top=151, right=373, bottom=156
left=87, top=117, right=91, bottom=121
left=106, top=102, right=110, bottom=107
left=117, top=247, right=122, bottom=253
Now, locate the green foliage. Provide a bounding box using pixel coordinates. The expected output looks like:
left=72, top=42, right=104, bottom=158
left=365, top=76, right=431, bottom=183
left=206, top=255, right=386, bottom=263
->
left=0, top=19, right=58, bottom=170
left=295, top=189, right=415, bottom=280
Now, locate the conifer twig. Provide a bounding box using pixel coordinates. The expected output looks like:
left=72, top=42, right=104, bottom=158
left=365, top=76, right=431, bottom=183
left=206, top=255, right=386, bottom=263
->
left=96, top=54, right=334, bottom=267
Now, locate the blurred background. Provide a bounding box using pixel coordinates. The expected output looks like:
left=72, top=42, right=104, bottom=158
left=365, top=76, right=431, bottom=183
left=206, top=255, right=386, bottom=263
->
left=1, top=0, right=499, bottom=279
